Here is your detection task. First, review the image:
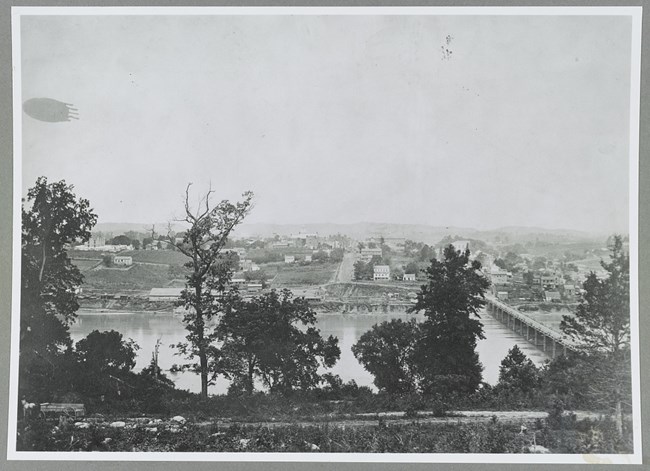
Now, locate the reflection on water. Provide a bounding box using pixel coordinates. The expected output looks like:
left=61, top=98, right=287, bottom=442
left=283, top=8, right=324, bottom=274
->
left=69, top=310, right=549, bottom=395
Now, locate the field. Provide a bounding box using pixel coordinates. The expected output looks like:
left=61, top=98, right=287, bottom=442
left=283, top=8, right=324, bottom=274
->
left=270, top=263, right=338, bottom=287
left=119, top=250, right=189, bottom=265
left=82, top=264, right=172, bottom=292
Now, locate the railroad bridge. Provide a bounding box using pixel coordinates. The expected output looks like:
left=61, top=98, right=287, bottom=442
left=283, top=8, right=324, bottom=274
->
left=485, top=297, right=578, bottom=358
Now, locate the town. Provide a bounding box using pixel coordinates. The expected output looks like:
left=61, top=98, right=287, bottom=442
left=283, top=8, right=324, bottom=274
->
left=71, top=226, right=615, bottom=335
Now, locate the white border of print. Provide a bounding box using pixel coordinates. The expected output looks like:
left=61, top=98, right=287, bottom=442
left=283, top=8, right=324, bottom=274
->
left=8, top=5, right=643, bottom=464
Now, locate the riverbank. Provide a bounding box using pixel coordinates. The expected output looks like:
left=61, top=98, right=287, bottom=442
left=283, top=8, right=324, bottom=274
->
left=17, top=409, right=629, bottom=453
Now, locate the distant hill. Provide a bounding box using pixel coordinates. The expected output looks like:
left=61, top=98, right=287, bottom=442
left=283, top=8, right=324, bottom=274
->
left=93, top=221, right=609, bottom=245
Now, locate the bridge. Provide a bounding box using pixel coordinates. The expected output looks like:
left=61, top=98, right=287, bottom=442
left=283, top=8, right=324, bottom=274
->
left=484, top=297, right=578, bottom=358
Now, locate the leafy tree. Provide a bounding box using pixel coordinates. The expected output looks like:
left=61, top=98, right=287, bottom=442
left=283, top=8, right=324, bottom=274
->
left=497, top=345, right=540, bottom=394
left=170, top=184, right=253, bottom=398
left=330, top=247, right=345, bottom=262
left=419, top=244, right=435, bottom=262
left=102, top=254, right=113, bottom=267
left=404, top=261, right=420, bottom=276
left=409, top=245, right=490, bottom=395
left=75, top=330, right=138, bottom=374
left=107, top=234, right=132, bottom=246
left=523, top=271, right=535, bottom=286
left=142, top=237, right=154, bottom=248
left=560, top=235, right=630, bottom=435
left=20, top=177, right=97, bottom=398
left=352, top=319, right=420, bottom=394
left=73, top=330, right=139, bottom=399
left=218, top=289, right=340, bottom=395
left=132, top=239, right=141, bottom=250
left=312, top=250, right=329, bottom=262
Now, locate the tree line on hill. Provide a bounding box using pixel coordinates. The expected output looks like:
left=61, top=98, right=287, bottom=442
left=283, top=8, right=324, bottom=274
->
left=19, top=177, right=632, bottom=443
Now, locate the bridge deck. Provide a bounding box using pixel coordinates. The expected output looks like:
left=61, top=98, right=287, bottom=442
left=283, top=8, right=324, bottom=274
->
left=485, top=297, right=578, bottom=352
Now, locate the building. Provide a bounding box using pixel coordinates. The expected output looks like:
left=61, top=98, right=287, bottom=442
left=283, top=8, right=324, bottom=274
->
left=247, top=283, right=263, bottom=292
left=403, top=273, right=416, bottom=282
left=489, top=265, right=511, bottom=285
left=239, top=259, right=254, bottom=271
left=540, top=273, right=557, bottom=290
left=291, top=288, right=323, bottom=302
left=451, top=240, right=470, bottom=253
left=148, top=288, right=184, bottom=302
left=284, top=255, right=295, bottom=264
left=496, top=291, right=509, bottom=300
left=230, top=278, right=247, bottom=288
left=373, top=265, right=391, bottom=281
left=304, top=254, right=312, bottom=262
left=113, top=255, right=133, bottom=266
left=360, top=247, right=382, bottom=262
left=544, top=291, right=561, bottom=302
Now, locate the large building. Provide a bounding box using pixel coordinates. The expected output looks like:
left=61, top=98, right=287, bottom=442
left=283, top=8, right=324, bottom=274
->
left=373, top=265, right=391, bottom=281
left=489, top=265, right=511, bottom=285
left=360, top=247, right=383, bottom=262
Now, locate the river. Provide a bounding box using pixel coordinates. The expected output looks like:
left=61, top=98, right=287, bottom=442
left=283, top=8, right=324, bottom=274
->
left=69, top=310, right=549, bottom=395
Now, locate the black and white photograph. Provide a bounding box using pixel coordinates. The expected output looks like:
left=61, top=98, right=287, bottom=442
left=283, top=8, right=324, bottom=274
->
left=7, top=6, right=642, bottom=464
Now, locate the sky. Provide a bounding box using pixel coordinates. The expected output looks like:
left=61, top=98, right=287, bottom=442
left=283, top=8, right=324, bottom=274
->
left=19, top=12, right=635, bottom=233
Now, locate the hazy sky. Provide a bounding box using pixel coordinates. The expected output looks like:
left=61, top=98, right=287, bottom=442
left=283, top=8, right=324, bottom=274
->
left=20, top=13, right=634, bottom=233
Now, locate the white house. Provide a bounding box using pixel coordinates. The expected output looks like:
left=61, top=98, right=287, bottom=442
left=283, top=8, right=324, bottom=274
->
left=451, top=240, right=470, bottom=253
left=113, top=255, right=133, bottom=266
left=373, top=265, right=391, bottom=281
left=304, top=254, right=312, bottom=262
left=284, top=255, right=295, bottom=264
left=403, top=273, right=416, bottom=282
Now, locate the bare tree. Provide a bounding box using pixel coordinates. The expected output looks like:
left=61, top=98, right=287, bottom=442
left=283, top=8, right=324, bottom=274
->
left=170, top=184, right=253, bottom=398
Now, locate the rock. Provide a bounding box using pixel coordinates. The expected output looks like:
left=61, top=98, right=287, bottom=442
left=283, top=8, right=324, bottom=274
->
left=211, top=432, right=225, bottom=437
left=109, top=421, right=126, bottom=428
left=239, top=438, right=251, bottom=449
left=102, top=437, right=112, bottom=444
left=170, top=415, right=186, bottom=425
left=145, top=427, right=158, bottom=433
left=310, top=443, right=320, bottom=451
left=528, top=445, right=550, bottom=454
left=74, top=422, right=91, bottom=429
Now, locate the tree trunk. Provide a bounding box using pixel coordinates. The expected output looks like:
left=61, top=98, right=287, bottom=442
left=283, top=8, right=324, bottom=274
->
left=615, top=395, right=623, bottom=438
left=200, top=351, right=208, bottom=399
left=247, top=362, right=255, bottom=395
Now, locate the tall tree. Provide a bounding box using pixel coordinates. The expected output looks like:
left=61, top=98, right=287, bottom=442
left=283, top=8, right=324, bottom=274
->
left=560, top=235, right=630, bottom=435
left=21, top=177, right=97, bottom=397
left=497, top=345, right=540, bottom=394
left=170, top=184, right=253, bottom=398
left=352, top=319, right=420, bottom=394
left=218, top=289, right=340, bottom=395
left=409, top=245, right=490, bottom=395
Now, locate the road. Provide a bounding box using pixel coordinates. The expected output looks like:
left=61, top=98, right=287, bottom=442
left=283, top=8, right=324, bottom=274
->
left=331, top=251, right=357, bottom=283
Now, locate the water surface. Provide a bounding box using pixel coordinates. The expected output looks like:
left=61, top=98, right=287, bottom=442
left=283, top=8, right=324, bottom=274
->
left=69, top=310, right=549, bottom=395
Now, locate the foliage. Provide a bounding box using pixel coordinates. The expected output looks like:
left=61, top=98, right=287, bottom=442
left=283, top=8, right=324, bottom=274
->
left=329, top=248, right=345, bottom=262
left=16, top=416, right=633, bottom=453
left=170, top=184, right=253, bottom=398
left=218, top=289, right=340, bottom=395
left=106, top=234, right=133, bottom=246
left=352, top=319, right=421, bottom=394
left=75, top=330, right=139, bottom=374
left=409, top=245, right=490, bottom=395
left=496, top=345, right=540, bottom=394
left=560, top=235, right=631, bottom=435
left=353, top=255, right=383, bottom=281
left=20, top=177, right=97, bottom=399
left=404, top=261, right=420, bottom=276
